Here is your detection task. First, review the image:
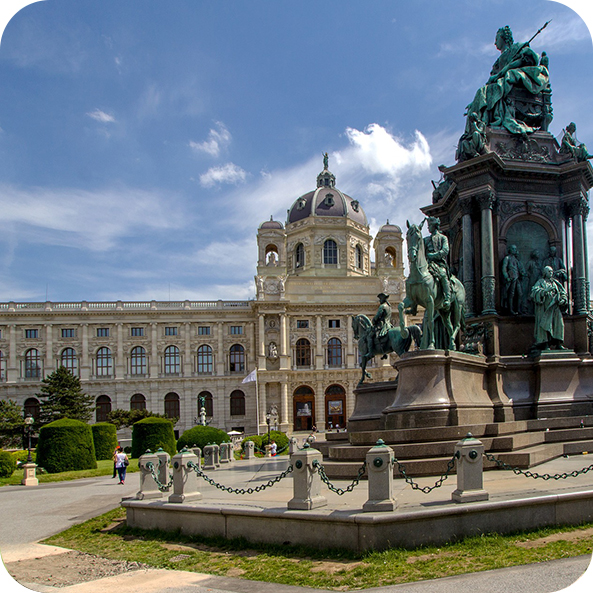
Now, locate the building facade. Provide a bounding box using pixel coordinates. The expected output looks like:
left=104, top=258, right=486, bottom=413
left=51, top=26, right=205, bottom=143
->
left=0, top=163, right=405, bottom=436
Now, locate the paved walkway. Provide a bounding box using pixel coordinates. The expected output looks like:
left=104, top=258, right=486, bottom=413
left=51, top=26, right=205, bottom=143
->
left=1, top=454, right=593, bottom=592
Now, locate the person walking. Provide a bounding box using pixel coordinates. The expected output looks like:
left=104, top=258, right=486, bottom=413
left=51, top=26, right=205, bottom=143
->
left=114, top=446, right=129, bottom=485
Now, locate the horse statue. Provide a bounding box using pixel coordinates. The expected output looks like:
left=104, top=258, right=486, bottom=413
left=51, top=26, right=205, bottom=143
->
left=352, top=314, right=421, bottom=385
left=399, top=220, right=465, bottom=351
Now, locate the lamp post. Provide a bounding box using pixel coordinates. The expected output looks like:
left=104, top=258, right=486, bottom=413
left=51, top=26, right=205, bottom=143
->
left=265, top=413, right=271, bottom=448
left=24, top=414, right=34, bottom=463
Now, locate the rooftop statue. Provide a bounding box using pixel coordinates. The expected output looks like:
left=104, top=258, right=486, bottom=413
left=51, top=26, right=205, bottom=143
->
left=398, top=219, right=465, bottom=351
left=461, top=22, right=551, bottom=147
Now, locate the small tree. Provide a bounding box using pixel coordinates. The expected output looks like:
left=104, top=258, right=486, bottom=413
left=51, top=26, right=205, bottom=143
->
left=37, top=367, right=95, bottom=425
left=0, top=399, right=25, bottom=449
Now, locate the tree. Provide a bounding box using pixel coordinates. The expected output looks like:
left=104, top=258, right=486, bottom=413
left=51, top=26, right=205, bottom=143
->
left=0, top=399, right=25, bottom=449
left=37, top=367, right=95, bottom=425
left=106, top=408, right=176, bottom=429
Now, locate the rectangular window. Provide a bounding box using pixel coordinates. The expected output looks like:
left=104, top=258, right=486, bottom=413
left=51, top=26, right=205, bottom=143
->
left=296, top=320, right=309, bottom=329
left=165, top=326, right=178, bottom=336
left=198, top=326, right=211, bottom=335
left=230, top=326, right=243, bottom=335
left=97, top=328, right=110, bottom=337
left=25, top=329, right=39, bottom=339
left=131, top=327, right=144, bottom=337
left=61, top=329, right=75, bottom=338
left=328, top=319, right=341, bottom=328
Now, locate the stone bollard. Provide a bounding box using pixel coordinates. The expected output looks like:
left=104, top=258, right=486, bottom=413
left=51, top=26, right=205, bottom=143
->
left=21, top=461, right=39, bottom=486
left=289, top=437, right=299, bottom=455
left=203, top=444, right=217, bottom=470
left=288, top=444, right=327, bottom=510
left=191, top=446, right=202, bottom=465
left=168, top=449, right=202, bottom=503
left=136, top=450, right=163, bottom=500
left=214, top=444, right=221, bottom=467
left=451, top=433, right=489, bottom=503
left=219, top=442, right=232, bottom=464
left=363, top=439, right=397, bottom=512
left=265, top=444, right=272, bottom=458
left=155, top=448, right=171, bottom=492
left=244, top=440, right=255, bottom=459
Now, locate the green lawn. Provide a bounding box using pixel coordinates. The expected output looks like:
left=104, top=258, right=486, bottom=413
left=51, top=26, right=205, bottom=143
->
left=0, top=458, right=139, bottom=487
left=44, top=507, right=593, bottom=589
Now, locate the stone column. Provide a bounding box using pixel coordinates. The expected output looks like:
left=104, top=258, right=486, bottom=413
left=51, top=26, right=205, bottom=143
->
left=346, top=315, right=355, bottom=368
left=7, top=324, right=17, bottom=382
left=460, top=199, right=475, bottom=317
left=150, top=323, right=159, bottom=378
left=116, top=323, right=124, bottom=378
left=80, top=323, right=90, bottom=381
left=258, top=380, right=267, bottom=433
left=478, top=192, right=497, bottom=315
left=45, top=324, right=53, bottom=378
left=280, top=382, right=289, bottom=426
left=315, top=315, right=323, bottom=370
left=569, top=199, right=589, bottom=314
left=258, top=314, right=266, bottom=365
left=280, top=314, right=290, bottom=370
left=216, top=321, right=225, bottom=375
left=183, top=322, right=191, bottom=377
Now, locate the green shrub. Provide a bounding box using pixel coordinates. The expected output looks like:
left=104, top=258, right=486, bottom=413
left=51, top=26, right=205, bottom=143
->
left=241, top=434, right=263, bottom=451
left=261, top=430, right=289, bottom=450
left=123, top=446, right=132, bottom=454
left=177, top=426, right=230, bottom=452
left=91, top=423, right=118, bottom=460
left=0, top=450, right=17, bottom=478
left=11, top=450, right=36, bottom=464
left=35, top=419, right=97, bottom=473
left=131, top=417, right=176, bottom=458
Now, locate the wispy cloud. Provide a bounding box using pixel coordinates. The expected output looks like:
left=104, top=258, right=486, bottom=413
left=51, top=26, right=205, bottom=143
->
left=199, top=163, right=247, bottom=187
left=86, top=108, right=116, bottom=123
left=189, top=121, right=231, bottom=157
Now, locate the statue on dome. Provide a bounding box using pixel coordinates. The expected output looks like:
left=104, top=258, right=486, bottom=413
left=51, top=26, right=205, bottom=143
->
left=461, top=22, right=551, bottom=149
left=322, top=152, right=329, bottom=170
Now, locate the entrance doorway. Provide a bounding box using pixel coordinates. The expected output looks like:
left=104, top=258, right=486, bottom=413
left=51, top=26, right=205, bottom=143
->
left=293, top=385, right=315, bottom=431
left=325, top=384, right=346, bottom=430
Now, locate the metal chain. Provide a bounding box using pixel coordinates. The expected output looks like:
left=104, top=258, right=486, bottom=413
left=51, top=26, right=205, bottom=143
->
left=392, top=452, right=459, bottom=494
left=484, top=452, right=593, bottom=480
left=313, top=460, right=367, bottom=495
left=145, top=461, right=174, bottom=492
left=187, top=461, right=293, bottom=494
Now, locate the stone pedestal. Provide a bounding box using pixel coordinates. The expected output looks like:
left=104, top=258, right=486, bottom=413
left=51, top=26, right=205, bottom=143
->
left=363, top=441, right=397, bottom=512
left=20, top=462, right=38, bottom=486
left=168, top=450, right=202, bottom=504
left=383, top=350, right=495, bottom=428
left=136, top=452, right=163, bottom=500
left=244, top=441, right=255, bottom=459
left=155, top=448, right=171, bottom=491
left=203, top=445, right=218, bottom=470
left=288, top=445, right=327, bottom=510
left=451, top=435, right=488, bottom=503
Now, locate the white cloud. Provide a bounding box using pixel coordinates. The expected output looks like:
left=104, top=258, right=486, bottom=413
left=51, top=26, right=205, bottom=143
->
left=86, top=108, right=115, bottom=123
left=199, top=163, right=247, bottom=187
left=189, top=121, right=231, bottom=157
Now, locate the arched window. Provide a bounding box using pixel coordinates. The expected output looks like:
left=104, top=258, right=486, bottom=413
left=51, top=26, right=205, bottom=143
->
left=356, top=245, right=363, bottom=269
left=130, top=393, right=146, bottom=411
left=323, top=239, right=338, bottom=265
left=96, top=395, right=111, bottom=422
left=327, top=338, right=343, bottom=367
left=130, top=346, right=147, bottom=375
left=0, top=350, right=5, bottom=381
left=164, top=345, right=180, bottom=375
left=295, top=243, right=305, bottom=269
left=164, top=392, right=180, bottom=419
left=229, top=344, right=245, bottom=372
left=230, top=390, right=246, bottom=416
left=197, top=345, right=213, bottom=375
left=198, top=390, right=213, bottom=417
left=295, top=338, right=311, bottom=368
left=96, top=347, right=112, bottom=377
left=25, top=348, right=41, bottom=379
left=24, top=397, right=40, bottom=420
left=61, top=348, right=78, bottom=375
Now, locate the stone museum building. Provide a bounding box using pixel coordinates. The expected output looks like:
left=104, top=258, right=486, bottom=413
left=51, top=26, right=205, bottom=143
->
left=0, top=164, right=406, bottom=436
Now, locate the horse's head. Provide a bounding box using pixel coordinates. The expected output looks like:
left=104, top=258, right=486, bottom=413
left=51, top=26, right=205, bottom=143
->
left=352, top=314, right=372, bottom=340
left=405, top=220, right=424, bottom=262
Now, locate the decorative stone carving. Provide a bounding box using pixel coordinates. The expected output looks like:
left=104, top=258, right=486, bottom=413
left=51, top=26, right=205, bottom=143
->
left=494, top=138, right=552, bottom=162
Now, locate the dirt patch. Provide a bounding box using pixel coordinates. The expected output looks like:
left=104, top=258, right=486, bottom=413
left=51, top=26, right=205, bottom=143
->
left=310, top=560, right=364, bottom=574
left=6, top=550, right=150, bottom=588
left=515, top=527, right=593, bottom=549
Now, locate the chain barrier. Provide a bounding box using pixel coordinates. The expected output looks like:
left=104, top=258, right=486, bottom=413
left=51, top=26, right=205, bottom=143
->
left=187, top=461, right=293, bottom=494
left=313, top=459, right=367, bottom=495
left=145, top=461, right=174, bottom=492
left=484, top=452, right=593, bottom=480
left=392, top=452, right=459, bottom=494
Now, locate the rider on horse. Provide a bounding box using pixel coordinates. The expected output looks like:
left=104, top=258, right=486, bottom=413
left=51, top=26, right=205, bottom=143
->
left=423, top=216, right=452, bottom=310
left=366, top=293, right=393, bottom=359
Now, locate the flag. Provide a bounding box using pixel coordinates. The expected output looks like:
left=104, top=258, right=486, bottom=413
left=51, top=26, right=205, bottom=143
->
left=242, top=369, right=257, bottom=384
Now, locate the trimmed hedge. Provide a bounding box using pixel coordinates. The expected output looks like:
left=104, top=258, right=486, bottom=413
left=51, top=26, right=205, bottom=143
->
left=131, top=417, right=176, bottom=458
left=0, top=450, right=17, bottom=478
left=35, top=419, right=97, bottom=473
left=177, top=426, right=230, bottom=452
left=241, top=434, right=262, bottom=451
left=261, top=430, right=289, bottom=450
left=91, top=423, right=118, bottom=460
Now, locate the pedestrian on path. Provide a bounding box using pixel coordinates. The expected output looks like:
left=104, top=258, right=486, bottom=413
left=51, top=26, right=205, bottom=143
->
left=114, top=447, right=129, bottom=484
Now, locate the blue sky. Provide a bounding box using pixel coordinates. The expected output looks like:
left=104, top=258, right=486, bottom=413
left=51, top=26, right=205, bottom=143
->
left=0, top=0, right=592, bottom=303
